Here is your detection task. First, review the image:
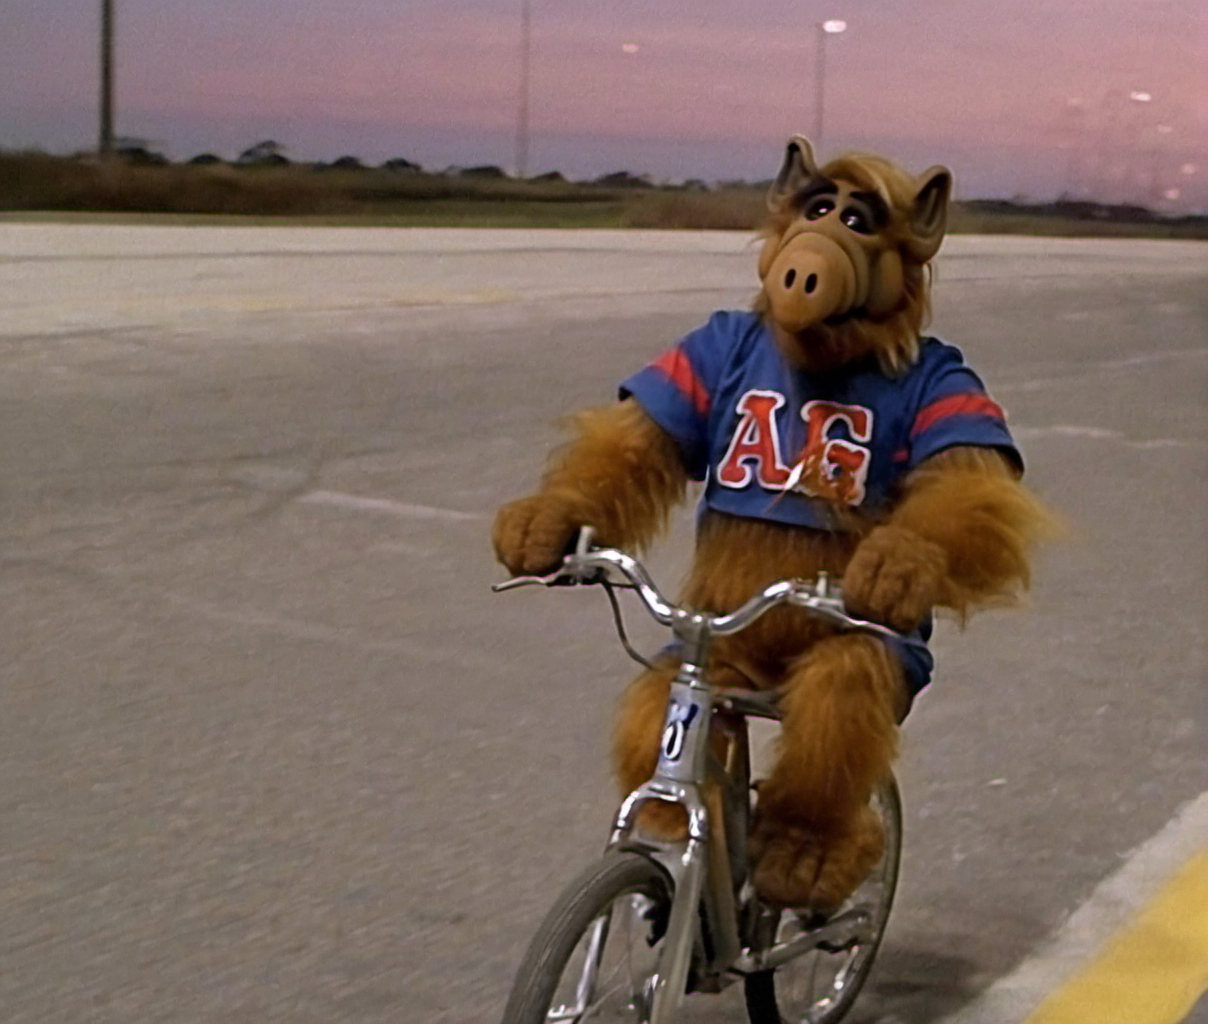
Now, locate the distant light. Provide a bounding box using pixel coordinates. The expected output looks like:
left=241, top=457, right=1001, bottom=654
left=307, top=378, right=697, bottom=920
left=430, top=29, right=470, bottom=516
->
left=621, top=42, right=639, bottom=54
left=1129, top=90, right=1152, bottom=103
left=1156, top=124, right=1173, bottom=134
left=821, top=19, right=847, bottom=33
left=1181, top=163, right=1197, bottom=176
left=1164, top=188, right=1181, bottom=201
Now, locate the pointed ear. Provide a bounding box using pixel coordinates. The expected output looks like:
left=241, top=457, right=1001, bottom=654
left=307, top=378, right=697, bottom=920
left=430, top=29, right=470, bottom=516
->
left=766, top=136, right=822, bottom=210
left=904, top=166, right=952, bottom=263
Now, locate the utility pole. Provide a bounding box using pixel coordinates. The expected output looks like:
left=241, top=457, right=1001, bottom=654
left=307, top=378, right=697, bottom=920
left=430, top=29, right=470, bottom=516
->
left=813, top=20, right=846, bottom=152
left=99, top=0, right=115, bottom=155
left=514, top=0, right=531, bottom=178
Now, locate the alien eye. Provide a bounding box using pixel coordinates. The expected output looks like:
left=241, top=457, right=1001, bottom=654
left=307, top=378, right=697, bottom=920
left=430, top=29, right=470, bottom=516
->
left=841, top=207, right=872, bottom=234
left=804, top=197, right=835, bottom=220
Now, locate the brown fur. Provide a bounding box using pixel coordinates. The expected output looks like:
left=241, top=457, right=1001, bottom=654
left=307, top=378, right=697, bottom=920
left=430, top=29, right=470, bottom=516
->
left=493, top=145, right=1055, bottom=910
left=492, top=399, right=687, bottom=575
left=891, top=446, right=1061, bottom=619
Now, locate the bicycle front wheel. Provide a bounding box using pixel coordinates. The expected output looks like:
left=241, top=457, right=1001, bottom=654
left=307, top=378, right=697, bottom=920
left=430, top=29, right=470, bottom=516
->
left=501, top=851, right=675, bottom=1024
left=743, top=777, right=903, bottom=1024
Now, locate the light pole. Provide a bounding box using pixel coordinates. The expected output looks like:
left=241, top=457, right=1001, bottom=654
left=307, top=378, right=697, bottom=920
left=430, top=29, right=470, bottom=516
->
left=99, top=0, right=115, bottom=155
left=1127, top=90, right=1154, bottom=204
left=515, top=0, right=531, bottom=178
left=813, top=19, right=846, bottom=152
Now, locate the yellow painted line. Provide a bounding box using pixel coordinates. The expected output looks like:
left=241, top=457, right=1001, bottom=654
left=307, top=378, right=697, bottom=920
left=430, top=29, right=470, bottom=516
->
left=1024, top=851, right=1208, bottom=1024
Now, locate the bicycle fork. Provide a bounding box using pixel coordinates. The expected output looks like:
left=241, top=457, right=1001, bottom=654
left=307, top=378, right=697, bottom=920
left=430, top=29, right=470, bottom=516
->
left=604, top=614, right=743, bottom=1021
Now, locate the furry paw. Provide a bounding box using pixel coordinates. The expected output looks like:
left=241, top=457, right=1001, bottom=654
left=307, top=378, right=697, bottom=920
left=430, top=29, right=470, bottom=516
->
left=492, top=492, right=590, bottom=576
left=750, top=807, right=885, bottom=914
left=842, top=525, right=947, bottom=632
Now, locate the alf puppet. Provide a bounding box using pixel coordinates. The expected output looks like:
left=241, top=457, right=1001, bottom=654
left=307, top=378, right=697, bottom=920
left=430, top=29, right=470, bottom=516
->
left=493, top=136, right=1051, bottom=912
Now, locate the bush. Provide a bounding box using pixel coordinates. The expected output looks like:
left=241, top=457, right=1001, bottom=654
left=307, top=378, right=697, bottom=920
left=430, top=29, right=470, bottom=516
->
left=2, top=150, right=1202, bottom=236
left=623, top=189, right=765, bottom=230
left=116, top=145, right=168, bottom=166
left=459, top=164, right=508, bottom=179
left=595, top=170, right=651, bottom=189
left=0, top=151, right=350, bottom=215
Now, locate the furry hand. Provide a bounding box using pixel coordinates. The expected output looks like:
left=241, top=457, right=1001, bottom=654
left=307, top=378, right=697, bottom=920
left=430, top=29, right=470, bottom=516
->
left=842, top=525, right=948, bottom=632
left=492, top=492, right=592, bottom=576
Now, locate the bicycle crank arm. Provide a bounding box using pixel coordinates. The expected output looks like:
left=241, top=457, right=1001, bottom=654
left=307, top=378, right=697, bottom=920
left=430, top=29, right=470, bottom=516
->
left=733, top=906, right=874, bottom=973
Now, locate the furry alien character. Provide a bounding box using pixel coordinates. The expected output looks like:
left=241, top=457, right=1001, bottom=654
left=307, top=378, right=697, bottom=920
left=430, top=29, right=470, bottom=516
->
left=493, top=137, right=1053, bottom=912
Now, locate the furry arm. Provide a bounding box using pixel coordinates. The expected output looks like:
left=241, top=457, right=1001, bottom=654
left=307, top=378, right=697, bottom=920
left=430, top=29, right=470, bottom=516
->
left=493, top=398, right=690, bottom=576
left=842, top=445, right=1055, bottom=630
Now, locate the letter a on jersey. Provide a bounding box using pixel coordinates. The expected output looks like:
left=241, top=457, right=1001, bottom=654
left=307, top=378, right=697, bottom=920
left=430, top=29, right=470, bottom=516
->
left=717, top=390, right=792, bottom=488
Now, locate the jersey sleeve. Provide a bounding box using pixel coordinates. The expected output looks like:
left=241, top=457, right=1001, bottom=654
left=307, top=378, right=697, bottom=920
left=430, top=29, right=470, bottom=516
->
left=907, top=343, right=1023, bottom=473
left=618, top=311, right=740, bottom=480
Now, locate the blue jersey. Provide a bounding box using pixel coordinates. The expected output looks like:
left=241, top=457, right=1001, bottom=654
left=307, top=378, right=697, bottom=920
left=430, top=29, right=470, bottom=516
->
left=621, top=310, right=1021, bottom=533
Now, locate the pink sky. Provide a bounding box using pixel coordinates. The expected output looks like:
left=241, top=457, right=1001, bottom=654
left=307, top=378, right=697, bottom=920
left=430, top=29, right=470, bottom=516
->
left=3, top=0, right=1205, bottom=208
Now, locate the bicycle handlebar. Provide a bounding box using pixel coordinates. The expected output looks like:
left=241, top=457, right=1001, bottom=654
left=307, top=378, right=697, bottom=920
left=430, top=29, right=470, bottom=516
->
left=493, top=528, right=905, bottom=644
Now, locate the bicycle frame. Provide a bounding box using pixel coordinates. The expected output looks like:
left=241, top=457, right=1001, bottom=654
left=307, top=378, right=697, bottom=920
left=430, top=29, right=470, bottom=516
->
left=604, top=610, right=738, bottom=1019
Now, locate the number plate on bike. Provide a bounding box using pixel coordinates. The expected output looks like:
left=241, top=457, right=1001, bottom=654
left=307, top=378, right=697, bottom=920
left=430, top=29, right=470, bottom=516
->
left=657, top=686, right=710, bottom=778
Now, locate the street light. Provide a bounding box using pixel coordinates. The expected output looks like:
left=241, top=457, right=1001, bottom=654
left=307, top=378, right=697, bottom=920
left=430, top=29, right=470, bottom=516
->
left=515, top=0, right=531, bottom=178
left=100, top=0, right=115, bottom=155
left=813, top=19, right=847, bottom=152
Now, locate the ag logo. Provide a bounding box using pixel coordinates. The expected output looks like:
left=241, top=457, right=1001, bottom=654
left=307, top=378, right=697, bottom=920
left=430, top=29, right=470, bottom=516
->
left=661, top=701, right=700, bottom=763
left=717, top=391, right=873, bottom=506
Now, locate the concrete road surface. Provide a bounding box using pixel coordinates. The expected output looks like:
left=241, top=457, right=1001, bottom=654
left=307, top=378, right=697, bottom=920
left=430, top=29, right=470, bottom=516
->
left=2, top=224, right=1206, bottom=1023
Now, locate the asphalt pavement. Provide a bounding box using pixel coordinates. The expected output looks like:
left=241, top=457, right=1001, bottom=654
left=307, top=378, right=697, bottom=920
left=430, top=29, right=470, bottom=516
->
left=1, top=224, right=1205, bottom=1023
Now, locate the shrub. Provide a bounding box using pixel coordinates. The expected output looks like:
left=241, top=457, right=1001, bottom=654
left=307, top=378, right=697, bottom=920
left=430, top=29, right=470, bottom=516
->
left=459, top=164, right=508, bottom=179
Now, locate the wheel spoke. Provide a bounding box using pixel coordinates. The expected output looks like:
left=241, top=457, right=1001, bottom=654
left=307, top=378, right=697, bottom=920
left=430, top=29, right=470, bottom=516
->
left=577, top=915, right=613, bottom=1009
left=544, top=892, right=660, bottom=1023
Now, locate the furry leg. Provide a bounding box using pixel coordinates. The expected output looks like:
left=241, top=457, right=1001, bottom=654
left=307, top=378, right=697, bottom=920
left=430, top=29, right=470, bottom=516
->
left=751, top=634, right=906, bottom=911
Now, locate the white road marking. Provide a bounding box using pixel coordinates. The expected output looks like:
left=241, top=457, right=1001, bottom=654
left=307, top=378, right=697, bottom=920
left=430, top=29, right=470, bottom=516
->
left=1012, top=425, right=1194, bottom=449
left=995, top=348, right=1206, bottom=395
left=228, top=465, right=483, bottom=522
left=938, top=790, right=1208, bottom=1024
left=299, top=489, right=483, bottom=522
left=1013, top=425, right=1121, bottom=440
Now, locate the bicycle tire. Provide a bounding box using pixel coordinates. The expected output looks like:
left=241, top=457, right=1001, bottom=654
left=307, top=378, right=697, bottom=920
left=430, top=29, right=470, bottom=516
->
left=743, top=777, right=903, bottom=1024
left=501, top=851, right=674, bottom=1024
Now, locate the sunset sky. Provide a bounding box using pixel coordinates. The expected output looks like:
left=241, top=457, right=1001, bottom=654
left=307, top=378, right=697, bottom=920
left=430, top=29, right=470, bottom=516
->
left=3, top=0, right=1206, bottom=209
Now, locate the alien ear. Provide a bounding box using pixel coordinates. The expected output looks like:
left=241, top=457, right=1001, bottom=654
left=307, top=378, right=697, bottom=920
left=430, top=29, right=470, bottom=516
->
left=766, top=136, right=822, bottom=211
left=904, top=166, right=953, bottom=263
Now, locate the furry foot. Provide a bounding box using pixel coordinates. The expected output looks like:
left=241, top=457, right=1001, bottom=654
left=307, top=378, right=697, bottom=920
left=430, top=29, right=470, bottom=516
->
left=750, top=805, right=885, bottom=914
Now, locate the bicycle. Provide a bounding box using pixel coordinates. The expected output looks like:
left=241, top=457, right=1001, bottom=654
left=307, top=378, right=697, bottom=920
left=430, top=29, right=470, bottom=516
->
left=494, top=529, right=905, bottom=1024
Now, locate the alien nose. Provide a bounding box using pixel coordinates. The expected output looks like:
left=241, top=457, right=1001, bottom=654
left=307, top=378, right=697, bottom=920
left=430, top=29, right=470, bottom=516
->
left=763, top=236, right=856, bottom=333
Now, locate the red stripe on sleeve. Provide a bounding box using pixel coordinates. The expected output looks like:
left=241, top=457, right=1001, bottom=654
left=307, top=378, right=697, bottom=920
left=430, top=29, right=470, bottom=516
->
left=911, top=393, right=1005, bottom=437
left=652, top=348, right=710, bottom=416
